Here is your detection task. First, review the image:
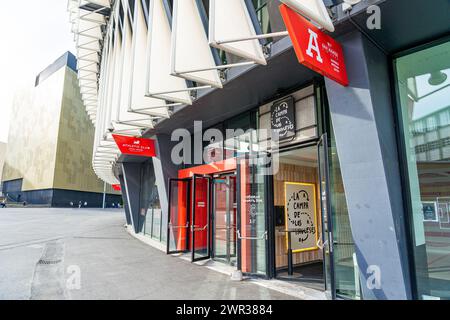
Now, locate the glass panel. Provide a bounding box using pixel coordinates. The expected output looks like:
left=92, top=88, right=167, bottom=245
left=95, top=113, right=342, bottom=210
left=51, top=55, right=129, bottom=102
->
left=395, top=40, right=450, bottom=299
left=239, top=156, right=267, bottom=275
left=152, top=208, right=162, bottom=241
left=213, top=176, right=237, bottom=265
left=229, top=176, right=237, bottom=266
left=192, top=177, right=210, bottom=261
left=252, top=0, right=286, bottom=43
left=329, top=129, right=360, bottom=299
left=140, top=162, right=156, bottom=237
left=150, top=185, right=162, bottom=241
left=214, top=179, right=229, bottom=261
left=167, top=179, right=190, bottom=254
left=318, top=137, right=333, bottom=296
left=144, top=208, right=153, bottom=237
left=273, top=146, right=323, bottom=289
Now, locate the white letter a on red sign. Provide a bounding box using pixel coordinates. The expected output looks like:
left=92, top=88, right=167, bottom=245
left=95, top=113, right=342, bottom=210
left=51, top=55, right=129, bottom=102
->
left=306, top=29, right=323, bottom=63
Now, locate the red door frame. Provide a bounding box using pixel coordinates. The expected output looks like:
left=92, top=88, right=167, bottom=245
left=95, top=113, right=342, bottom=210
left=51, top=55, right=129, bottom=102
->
left=173, top=158, right=237, bottom=255
left=178, top=158, right=237, bottom=179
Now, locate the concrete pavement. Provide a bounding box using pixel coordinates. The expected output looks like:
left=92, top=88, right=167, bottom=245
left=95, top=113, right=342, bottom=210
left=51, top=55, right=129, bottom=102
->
left=0, top=208, right=294, bottom=300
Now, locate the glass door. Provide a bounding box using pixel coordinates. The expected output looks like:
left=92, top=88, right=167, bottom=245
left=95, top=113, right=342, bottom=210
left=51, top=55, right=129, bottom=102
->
left=229, top=176, right=237, bottom=266
left=191, top=175, right=211, bottom=262
left=318, top=133, right=336, bottom=299
left=237, top=155, right=268, bottom=276
left=167, top=178, right=191, bottom=254
left=212, top=175, right=237, bottom=266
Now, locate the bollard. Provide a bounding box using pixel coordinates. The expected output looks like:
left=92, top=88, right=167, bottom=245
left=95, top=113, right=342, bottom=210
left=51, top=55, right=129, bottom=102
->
left=288, top=231, right=294, bottom=276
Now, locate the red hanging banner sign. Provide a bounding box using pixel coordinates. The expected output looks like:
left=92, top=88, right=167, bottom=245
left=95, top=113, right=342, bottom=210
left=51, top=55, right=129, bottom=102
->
left=279, top=4, right=349, bottom=87
left=112, top=134, right=156, bottom=157
left=112, top=184, right=122, bottom=191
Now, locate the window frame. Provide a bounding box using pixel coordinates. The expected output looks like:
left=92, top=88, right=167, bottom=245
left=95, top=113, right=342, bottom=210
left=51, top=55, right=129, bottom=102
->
left=391, top=35, right=450, bottom=300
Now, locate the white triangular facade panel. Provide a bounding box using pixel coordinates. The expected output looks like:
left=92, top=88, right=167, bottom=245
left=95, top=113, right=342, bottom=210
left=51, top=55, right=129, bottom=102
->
left=76, top=19, right=103, bottom=38
left=113, top=1, right=154, bottom=129
left=109, top=37, right=124, bottom=128
left=103, top=25, right=119, bottom=132
left=79, top=0, right=110, bottom=8
left=280, top=0, right=335, bottom=32
left=146, top=0, right=192, bottom=105
left=126, top=0, right=171, bottom=118
left=209, top=0, right=266, bottom=65
left=171, top=0, right=222, bottom=88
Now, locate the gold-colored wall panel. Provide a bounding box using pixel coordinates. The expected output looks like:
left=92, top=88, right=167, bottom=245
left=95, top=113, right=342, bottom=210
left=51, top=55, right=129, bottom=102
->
left=2, top=65, right=119, bottom=195
left=53, top=68, right=116, bottom=194
left=2, top=68, right=64, bottom=190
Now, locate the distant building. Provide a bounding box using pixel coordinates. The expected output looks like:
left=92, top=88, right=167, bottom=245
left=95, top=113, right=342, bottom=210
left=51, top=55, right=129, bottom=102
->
left=0, top=142, right=6, bottom=183
left=1, top=52, right=121, bottom=207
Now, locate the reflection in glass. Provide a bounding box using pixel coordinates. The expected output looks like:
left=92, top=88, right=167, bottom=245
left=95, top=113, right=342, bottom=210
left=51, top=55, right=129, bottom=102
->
left=240, top=157, right=267, bottom=275
left=213, top=176, right=237, bottom=265
left=329, top=130, right=360, bottom=299
left=395, top=40, right=450, bottom=299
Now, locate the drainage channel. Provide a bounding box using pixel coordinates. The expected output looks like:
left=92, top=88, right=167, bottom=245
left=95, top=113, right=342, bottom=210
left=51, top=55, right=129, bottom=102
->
left=30, top=240, right=67, bottom=300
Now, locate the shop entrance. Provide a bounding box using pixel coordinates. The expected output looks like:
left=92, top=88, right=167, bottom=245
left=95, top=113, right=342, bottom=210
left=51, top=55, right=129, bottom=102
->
left=271, top=136, right=334, bottom=295
left=167, top=159, right=238, bottom=266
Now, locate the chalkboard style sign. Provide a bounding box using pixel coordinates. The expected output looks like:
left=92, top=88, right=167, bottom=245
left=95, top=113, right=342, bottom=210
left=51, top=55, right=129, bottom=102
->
left=271, top=96, right=296, bottom=141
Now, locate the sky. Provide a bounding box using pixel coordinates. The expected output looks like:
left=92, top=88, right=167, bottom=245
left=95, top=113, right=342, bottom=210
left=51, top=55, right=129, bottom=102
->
left=413, top=69, right=450, bottom=120
left=0, top=0, right=76, bottom=143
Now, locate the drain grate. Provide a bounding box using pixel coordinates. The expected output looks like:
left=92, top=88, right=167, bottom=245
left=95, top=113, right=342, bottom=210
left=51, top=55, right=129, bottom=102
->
left=37, top=259, right=62, bottom=265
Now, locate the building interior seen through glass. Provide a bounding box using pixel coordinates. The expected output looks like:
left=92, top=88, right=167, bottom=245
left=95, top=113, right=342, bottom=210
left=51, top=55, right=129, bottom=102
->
left=273, top=147, right=324, bottom=290
left=395, top=40, right=450, bottom=299
left=328, top=126, right=360, bottom=300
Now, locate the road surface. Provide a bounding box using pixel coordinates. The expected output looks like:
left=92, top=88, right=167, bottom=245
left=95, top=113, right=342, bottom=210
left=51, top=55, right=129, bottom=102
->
left=0, top=208, right=293, bottom=300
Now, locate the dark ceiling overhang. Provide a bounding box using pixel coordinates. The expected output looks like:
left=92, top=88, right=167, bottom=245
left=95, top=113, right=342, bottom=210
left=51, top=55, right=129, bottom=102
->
left=143, top=0, right=450, bottom=137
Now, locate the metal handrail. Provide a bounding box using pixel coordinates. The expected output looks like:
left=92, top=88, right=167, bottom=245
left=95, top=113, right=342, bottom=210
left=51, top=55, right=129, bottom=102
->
left=215, top=224, right=237, bottom=230
left=215, top=225, right=230, bottom=230
left=278, top=229, right=308, bottom=233
left=191, top=225, right=208, bottom=232
left=237, top=230, right=267, bottom=240
left=169, top=222, right=189, bottom=230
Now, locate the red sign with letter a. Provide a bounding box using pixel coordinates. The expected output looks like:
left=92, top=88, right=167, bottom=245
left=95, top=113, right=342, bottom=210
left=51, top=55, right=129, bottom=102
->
left=112, top=134, right=156, bottom=157
left=280, top=4, right=349, bottom=87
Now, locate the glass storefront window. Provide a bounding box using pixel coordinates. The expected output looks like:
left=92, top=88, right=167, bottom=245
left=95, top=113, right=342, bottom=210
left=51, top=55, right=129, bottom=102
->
left=395, top=40, right=450, bottom=299
left=329, top=127, right=360, bottom=299
left=252, top=0, right=286, bottom=43
left=239, top=156, right=268, bottom=275
left=253, top=0, right=271, bottom=35
left=202, top=111, right=258, bottom=164
left=142, top=161, right=165, bottom=244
